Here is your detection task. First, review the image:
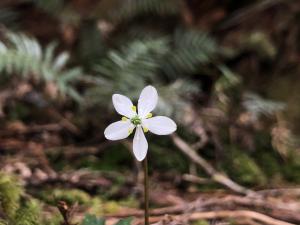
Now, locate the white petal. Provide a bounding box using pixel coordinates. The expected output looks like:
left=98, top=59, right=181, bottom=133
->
left=138, top=86, right=158, bottom=118
left=112, top=94, right=136, bottom=118
left=104, top=121, right=134, bottom=140
left=133, top=126, right=148, bottom=161
left=143, top=116, right=177, bottom=135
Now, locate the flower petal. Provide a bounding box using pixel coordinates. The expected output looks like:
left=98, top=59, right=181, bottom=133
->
left=112, top=94, right=136, bottom=118
left=143, top=116, right=177, bottom=135
left=133, top=126, right=148, bottom=161
left=138, top=86, right=158, bottom=118
left=104, top=121, right=134, bottom=140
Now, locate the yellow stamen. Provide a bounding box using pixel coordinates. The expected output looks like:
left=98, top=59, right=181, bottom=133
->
left=143, top=127, right=149, bottom=133
left=131, top=106, right=137, bottom=112
left=121, top=117, right=128, bottom=121
left=128, top=128, right=133, bottom=134
left=146, top=113, right=152, bottom=118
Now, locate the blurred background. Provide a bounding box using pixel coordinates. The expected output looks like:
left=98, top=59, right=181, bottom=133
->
left=0, top=0, right=300, bottom=224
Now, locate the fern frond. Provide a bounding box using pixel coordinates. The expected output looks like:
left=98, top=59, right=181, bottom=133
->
left=156, top=80, right=200, bottom=119
left=0, top=32, right=82, bottom=101
left=162, top=29, right=220, bottom=78
left=243, top=93, right=285, bottom=120
left=89, top=38, right=169, bottom=104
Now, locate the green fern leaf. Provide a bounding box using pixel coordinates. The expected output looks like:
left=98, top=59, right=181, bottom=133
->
left=0, top=32, right=82, bottom=101
left=82, top=214, right=105, bottom=225
left=90, top=38, right=169, bottom=103
left=162, top=29, right=220, bottom=77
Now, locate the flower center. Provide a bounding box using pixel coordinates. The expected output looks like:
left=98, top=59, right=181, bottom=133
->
left=131, top=115, right=141, bottom=126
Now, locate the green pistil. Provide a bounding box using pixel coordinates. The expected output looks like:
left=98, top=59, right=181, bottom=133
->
left=131, top=115, right=141, bottom=126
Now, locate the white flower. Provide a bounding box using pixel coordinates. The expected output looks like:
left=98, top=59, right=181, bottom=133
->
left=104, top=85, right=177, bottom=161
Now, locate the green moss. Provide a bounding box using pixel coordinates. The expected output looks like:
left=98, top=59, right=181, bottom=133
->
left=102, top=201, right=121, bottom=214
left=282, top=152, right=300, bottom=183
left=0, top=173, right=44, bottom=224
left=0, top=219, right=8, bottom=225
left=255, top=151, right=281, bottom=178
left=38, top=188, right=91, bottom=205
left=0, top=173, right=23, bottom=219
left=192, top=220, right=209, bottom=225
left=223, top=147, right=267, bottom=186
left=89, top=197, right=104, bottom=215
left=42, top=212, right=62, bottom=225
left=89, top=197, right=122, bottom=216
left=14, top=200, right=41, bottom=225
left=88, top=196, right=138, bottom=216
left=119, top=196, right=139, bottom=208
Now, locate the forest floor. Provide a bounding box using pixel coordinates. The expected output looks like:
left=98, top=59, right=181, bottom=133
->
left=1, top=120, right=300, bottom=225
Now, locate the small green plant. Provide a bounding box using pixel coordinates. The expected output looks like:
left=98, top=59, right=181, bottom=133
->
left=82, top=214, right=132, bottom=225
left=82, top=214, right=105, bottom=225
left=0, top=32, right=82, bottom=101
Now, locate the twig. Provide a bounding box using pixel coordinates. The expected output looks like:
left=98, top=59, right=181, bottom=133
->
left=182, top=174, right=211, bottom=184
left=148, top=210, right=295, bottom=225
left=257, top=188, right=300, bottom=197
left=46, top=108, right=80, bottom=134
left=171, top=134, right=255, bottom=196
left=45, top=141, right=112, bottom=159
left=25, top=169, right=112, bottom=191
left=198, top=195, right=300, bottom=222
left=106, top=194, right=300, bottom=223
left=57, top=201, right=77, bottom=225
left=0, top=123, right=62, bottom=136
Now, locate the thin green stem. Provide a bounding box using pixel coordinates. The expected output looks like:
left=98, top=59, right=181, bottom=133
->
left=143, top=157, right=149, bottom=225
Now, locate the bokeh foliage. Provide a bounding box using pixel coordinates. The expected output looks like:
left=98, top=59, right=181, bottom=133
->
left=0, top=0, right=300, bottom=223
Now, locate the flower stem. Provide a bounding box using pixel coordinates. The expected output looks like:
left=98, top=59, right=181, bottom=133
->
left=142, top=157, right=149, bottom=225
